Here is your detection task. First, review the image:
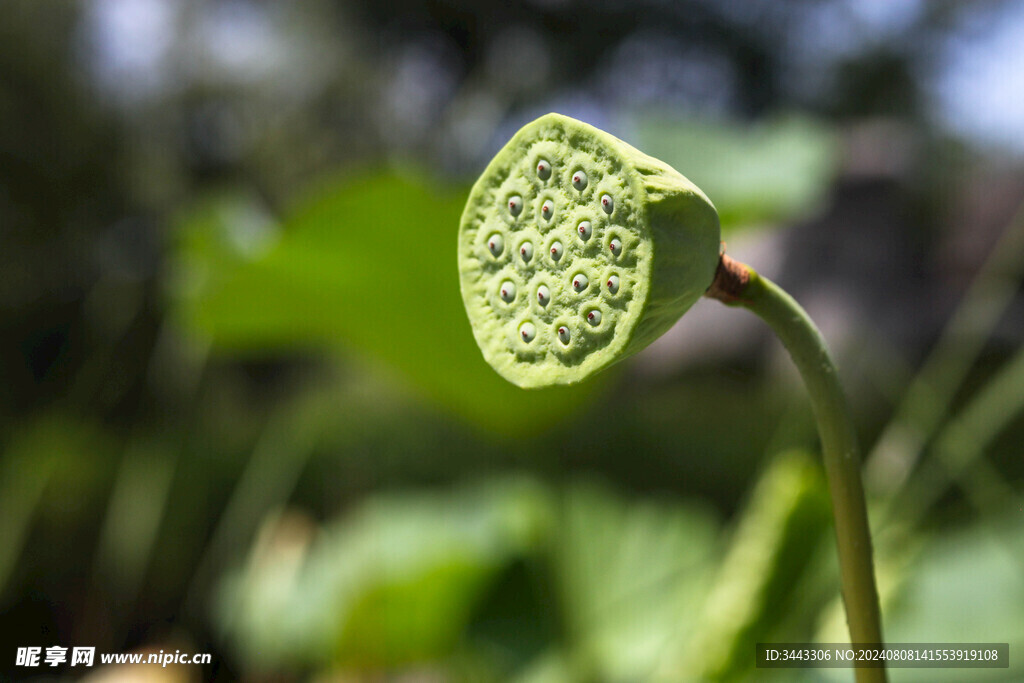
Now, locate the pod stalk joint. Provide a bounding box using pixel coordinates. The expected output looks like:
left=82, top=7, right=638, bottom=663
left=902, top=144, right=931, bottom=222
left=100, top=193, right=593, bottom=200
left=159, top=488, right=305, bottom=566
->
left=705, top=250, right=751, bottom=304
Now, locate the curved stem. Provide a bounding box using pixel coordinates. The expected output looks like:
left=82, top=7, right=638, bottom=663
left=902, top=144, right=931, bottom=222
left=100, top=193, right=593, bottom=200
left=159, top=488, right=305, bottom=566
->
left=708, top=256, right=886, bottom=682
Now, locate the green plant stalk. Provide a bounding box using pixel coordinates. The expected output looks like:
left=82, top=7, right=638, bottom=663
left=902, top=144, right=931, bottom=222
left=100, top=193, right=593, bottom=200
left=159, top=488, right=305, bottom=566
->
left=710, top=257, right=885, bottom=682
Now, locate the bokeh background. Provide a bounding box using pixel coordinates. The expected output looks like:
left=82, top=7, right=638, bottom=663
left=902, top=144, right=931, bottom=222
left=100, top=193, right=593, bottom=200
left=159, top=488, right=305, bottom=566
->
left=2, top=0, right=1023, bottom=681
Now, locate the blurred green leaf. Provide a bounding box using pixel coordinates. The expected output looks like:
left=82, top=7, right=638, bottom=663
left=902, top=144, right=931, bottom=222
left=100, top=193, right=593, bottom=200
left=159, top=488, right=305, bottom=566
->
left=631, top=114, right=839, bottom=232
left=871, top=520, right=1024, bottom=683
left=660, top=451, right=832, bottom=681
left=216, top=478, right=551, bottom=673
left=170, top=170, right=600, bottom=434
left=0, top=414, right=117, bottom=596
left=547, top=481, right=721, bottom=682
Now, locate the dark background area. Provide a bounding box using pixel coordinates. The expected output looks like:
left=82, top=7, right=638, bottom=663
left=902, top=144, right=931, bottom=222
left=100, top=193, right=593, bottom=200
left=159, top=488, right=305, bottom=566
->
left=1, top=1, right=1022, bottom=681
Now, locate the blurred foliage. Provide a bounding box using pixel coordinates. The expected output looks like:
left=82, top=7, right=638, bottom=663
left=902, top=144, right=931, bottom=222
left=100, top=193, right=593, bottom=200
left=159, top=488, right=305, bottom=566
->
left=0, top=415, right=118, bottom=592
left=674, top=452, right=832, bottom=682
left=633, top=115, right=839, bottom=233
left=217, top=479, right=550, bottom=674
left=879, top=522, right=1024, bottom=683
left=219, top=453, right=1016, bottom=682
left=2, top=0, right=1024, bottom=681
left=547, top=481, right=720, bottom=682
left=215, top=473, right=723, bottom=680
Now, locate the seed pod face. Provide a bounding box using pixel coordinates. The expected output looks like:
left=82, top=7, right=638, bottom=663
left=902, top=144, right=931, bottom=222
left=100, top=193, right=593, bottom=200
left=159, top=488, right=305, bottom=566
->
left=458, top=113, right=720, bottom=388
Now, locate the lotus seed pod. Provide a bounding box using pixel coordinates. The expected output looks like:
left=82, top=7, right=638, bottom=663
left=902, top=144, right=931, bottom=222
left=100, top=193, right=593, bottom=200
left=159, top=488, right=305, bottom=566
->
left=458, top=112, right=720, bottom=388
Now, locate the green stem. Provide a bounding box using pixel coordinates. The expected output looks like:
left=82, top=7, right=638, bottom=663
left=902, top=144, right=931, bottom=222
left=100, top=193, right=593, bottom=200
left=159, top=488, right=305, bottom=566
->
left=709, top=257, right=886, bottom=682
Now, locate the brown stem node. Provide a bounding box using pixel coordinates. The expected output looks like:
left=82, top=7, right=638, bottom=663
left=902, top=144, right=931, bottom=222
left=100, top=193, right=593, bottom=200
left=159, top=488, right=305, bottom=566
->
left=705, top=252, right=751, bottom=304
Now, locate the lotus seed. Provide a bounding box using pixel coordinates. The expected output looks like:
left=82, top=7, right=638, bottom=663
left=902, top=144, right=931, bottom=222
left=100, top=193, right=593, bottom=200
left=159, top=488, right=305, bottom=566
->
left=586, top=309, right=602, bottom=326
left=541, top=200, right=554, bottom=220
left=508, top=196, right=523, bottom=216
left=557, top=326, right=571, bottom=344
left=606, top=274, right=620, bottom=294
left=536, top=159, right=551, bottom=180
left=500, top=280, right=516, bottom=302
left=601, top=194, right=614, bottom=214
left=537, top=285, right=551, bottom=307
left=609, top=238, right=622, bottom=256
left=519, top=322, right=536, bottom=343
left=572, top=170, right=588, bottom=191
left=577, top=221, right=592, bottom=241
left=549, top=241, right=564, bottom=261
left=519, top=241, right=534, bottom=263
left=572, top=273, right=589, bottom=292
left=487, top=233, right=504, bottom=257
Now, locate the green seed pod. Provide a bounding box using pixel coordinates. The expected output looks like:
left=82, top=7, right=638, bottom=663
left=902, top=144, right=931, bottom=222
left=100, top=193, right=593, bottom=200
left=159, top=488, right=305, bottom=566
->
left=458, top=112, right=720, bottom=388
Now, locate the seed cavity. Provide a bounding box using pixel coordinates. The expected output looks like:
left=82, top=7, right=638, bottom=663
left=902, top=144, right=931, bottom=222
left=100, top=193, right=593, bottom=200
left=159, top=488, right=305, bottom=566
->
left=536, top=285, right=551, bottom=307
left=557, top=326, right=571, bottom=344
left=536, top=159, right=551, bottom=180
left=609, top=238, right=622, bottom=256
left=519, top=241, right=534, bottom=263
left=519, top=322, right=536, bottom=343
left=487, top=233, right=504, bottom=257
left=572, top=171, right=588, bottom=191
left=549, top=241, right=564, bottom=262
left=541, top=200, right=554, bottom=221
left=508, top=196, right=523, bottom=216
left=586, top=309, right=602, bottom=326
left=577, top=221, right=592, bottom=242
left=601, top=194, right=614, bottom=214
left=606, top=274, right=620, bottom=294
left=500, top=280, right=516, bottom=302
left=572, top=273, right=589, bottom=292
